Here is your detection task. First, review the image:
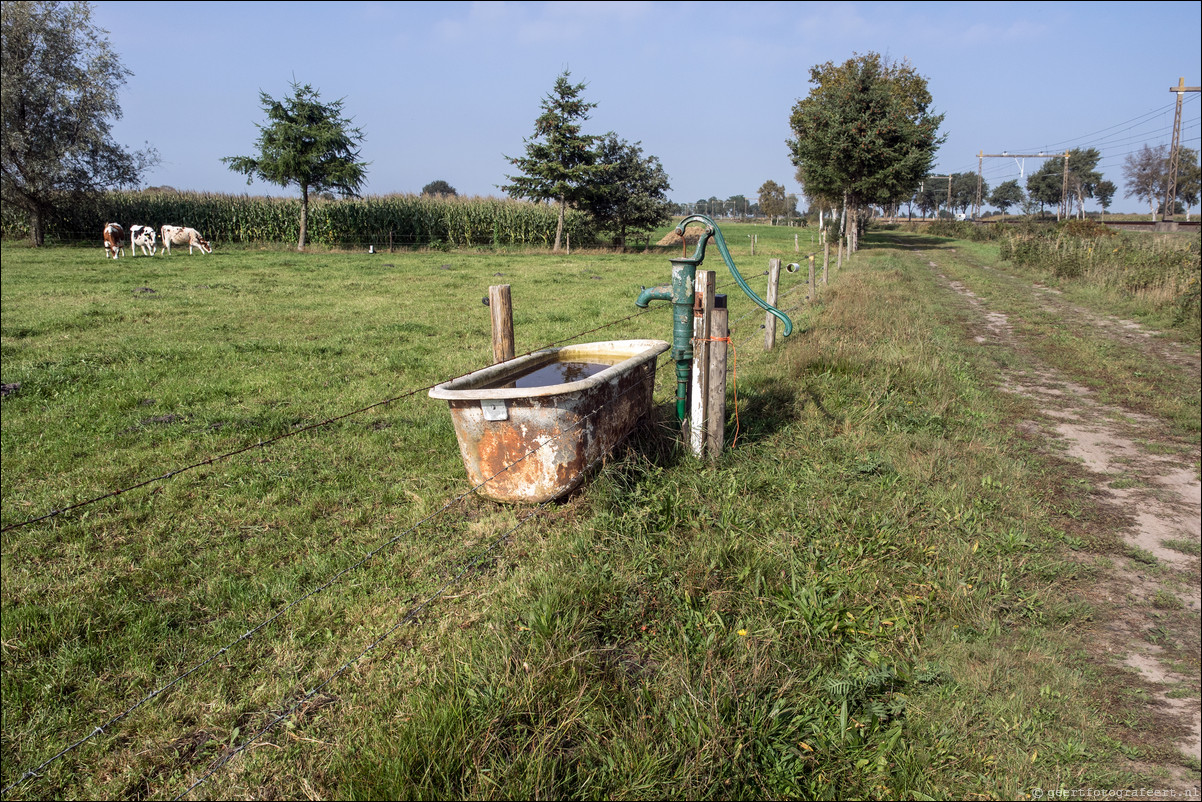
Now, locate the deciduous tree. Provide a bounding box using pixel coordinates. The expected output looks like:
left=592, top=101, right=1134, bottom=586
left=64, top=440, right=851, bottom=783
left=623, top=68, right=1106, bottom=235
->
left=758, top=180, right=789, bottom=224
left=1026, top=159, right=1065, bottom=217
left=989, top=179, right=1024, bottom=218
left=421, top=180, right=457, bottom=197
left=1065, top=148, right=1102, bottom=218
left=224, top=81, right=368, bottom=251
left=1093, top=180, right=1116, bottom=218
left=1, top=0, right=158, bottom=245
left=787, top=52, right=944, bottom=247
left=502, top=70, right=599, bottom=252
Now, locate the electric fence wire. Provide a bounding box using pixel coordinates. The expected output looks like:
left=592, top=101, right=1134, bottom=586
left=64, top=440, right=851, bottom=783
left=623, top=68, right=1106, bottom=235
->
left=171, top=290, right=808, bottom=798
left=0, top=306, right=661, bottom=535
left=1, top=306, right=669, bottom=796
left=173, top=351, right=687, bottom=799
left=5, top=252, right=816, bottom=796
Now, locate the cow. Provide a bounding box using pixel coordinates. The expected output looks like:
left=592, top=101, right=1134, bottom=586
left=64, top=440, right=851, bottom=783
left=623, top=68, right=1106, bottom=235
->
left=159, top=225, right=212, bottom=255
left=103, top=223, right=125, bottom=259
left=130, top=225, right=157, bottom=256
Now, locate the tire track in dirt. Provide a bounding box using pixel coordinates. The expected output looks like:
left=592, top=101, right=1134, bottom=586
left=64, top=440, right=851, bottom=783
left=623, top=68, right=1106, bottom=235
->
left=925, top=255, right=1201, bottom=784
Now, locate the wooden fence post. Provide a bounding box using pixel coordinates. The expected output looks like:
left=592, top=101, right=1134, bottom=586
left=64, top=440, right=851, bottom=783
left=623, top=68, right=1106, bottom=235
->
left=489, top=285, right=514, bottom=364
left=690, top=271, right=716, bottom=456
left=808, top=255, right=816, bottom=301
left=707, top=295, right=728, bottom=459
left=764, top=258, right=781, bottom=350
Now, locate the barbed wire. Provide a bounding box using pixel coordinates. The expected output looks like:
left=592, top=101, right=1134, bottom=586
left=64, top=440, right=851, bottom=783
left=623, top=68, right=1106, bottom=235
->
left=0, top=306, right=663, bottom=534
left=172, top=281, right=823, bottom=797
left=2, top=318, right=675, bottom=797
left=169, top=357, right=703, bottom=797
left=3, top=251, right=826, bottom=797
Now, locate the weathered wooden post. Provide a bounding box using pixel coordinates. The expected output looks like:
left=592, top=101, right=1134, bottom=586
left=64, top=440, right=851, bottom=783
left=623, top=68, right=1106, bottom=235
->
left=690, top=270, right=716, bottom=456
left=808, top=255, right=816, bottom=301
left=764, top=258, right=781, bottom=350
left=489, top=284, right=514, bottom=364
left=707, top=295, right=728, bottom=459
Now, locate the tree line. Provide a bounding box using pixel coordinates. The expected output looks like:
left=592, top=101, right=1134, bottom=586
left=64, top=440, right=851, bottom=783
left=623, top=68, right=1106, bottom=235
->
left=5, top=1, right=1196, bottom=254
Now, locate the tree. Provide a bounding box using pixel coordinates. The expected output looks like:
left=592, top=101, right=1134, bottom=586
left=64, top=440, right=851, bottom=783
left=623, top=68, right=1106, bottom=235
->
left=989, top=179, right=1024, bottom=218
left=580, top=133, right=671, bottom=247
left=788, top=52, right=944, bottom=247
left=1064, top=148, right=1101, bottom=218
left=1, top=0, right=158, bottom=246
left=758, top=180, right=789, bottom=224
left=224, top=81, right=366, bottom=251
left=949, top=172, right=980, bottom=214
left=502, top=70, right=599, bottom=252
left=1122, top=144, right=1168, bottom=219
left=726, top=194, right=749, bottom=218
left=1094, top=179, right=1116, bottom=218
left=1173, top=147, right=1199, bottom=221
left=914, top=181, right=941, bottom=219
left=421, top=180, right=457, bottom=197
left=1026, top=159, right=1064, bottom=217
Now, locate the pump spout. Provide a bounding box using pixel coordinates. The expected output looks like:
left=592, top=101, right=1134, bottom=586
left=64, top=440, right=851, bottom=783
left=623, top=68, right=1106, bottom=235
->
left=683, top=214, right=793, bottom=336
left=675, top=215, right=714, bottom=263
left=636, top=284, right=672, bottom=308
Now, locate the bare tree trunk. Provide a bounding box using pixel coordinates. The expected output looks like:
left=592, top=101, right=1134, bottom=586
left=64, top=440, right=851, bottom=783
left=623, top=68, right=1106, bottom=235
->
left=554, top=196, right=566, bottom=252
left=298, top=184, right=309, bottom=252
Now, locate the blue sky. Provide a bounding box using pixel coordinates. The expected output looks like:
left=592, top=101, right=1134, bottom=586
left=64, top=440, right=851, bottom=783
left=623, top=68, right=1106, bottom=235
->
left=93, top=1, right=1201, bottom=213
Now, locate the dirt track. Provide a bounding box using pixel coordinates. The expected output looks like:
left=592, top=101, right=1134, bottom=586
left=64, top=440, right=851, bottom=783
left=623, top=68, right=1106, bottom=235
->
left=922, top=247, right=1201, bottom=793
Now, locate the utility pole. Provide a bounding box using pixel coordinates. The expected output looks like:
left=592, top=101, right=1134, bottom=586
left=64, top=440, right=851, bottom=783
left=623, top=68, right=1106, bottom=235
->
left=1060, top=151, right=1071, bottom=221
left=1163, top=77, right=1201, bottom=223
left=975, top=151, right=984, bottom=219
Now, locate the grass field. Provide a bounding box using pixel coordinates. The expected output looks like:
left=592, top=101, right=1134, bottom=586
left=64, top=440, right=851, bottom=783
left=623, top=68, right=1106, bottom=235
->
left=2, top=223, right=1198, bottom=799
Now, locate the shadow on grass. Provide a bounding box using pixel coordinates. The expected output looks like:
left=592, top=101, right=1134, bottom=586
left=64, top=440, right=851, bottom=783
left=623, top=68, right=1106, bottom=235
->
left=860, top=233, right=958, bottom=250
left=730, top=379, right=803, bottom=445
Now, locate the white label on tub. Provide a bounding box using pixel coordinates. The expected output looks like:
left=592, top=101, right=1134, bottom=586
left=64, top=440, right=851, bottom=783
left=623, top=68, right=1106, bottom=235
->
left=481, top=399, right=508, bottom=421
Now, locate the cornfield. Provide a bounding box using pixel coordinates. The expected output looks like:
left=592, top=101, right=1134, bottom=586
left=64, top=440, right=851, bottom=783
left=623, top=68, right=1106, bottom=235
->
left=0, top=191, right=598, bottom=249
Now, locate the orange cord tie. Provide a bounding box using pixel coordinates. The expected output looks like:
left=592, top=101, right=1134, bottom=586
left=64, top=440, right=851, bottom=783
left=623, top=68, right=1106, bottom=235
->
left=695, top=336, right=739, bottom=447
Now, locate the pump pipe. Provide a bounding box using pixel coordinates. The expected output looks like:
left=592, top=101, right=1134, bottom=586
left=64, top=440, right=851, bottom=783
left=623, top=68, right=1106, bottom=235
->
left=678, top=215, right=793, bottom=336
left=635, top=215, right=795, bottom=422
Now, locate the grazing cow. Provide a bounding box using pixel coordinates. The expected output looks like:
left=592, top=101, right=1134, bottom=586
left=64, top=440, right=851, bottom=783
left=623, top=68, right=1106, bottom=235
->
left=130, top=225, right=157, bottom=256
left=160, top=225, right=212, bottom=255
left=103, top=223, right=125, bottom=259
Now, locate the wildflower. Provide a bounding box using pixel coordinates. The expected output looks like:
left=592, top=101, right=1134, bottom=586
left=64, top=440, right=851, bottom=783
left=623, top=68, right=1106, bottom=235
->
left=738, top=629, right=748, bottom=637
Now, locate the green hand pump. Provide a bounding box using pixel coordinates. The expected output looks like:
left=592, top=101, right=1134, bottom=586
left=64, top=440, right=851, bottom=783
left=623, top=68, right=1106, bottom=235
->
left=636, top=215, right=794, bottom=421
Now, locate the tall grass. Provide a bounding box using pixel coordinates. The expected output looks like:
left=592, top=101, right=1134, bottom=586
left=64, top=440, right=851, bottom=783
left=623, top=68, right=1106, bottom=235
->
left=0, top=191, right=599, bottom=249
left=995, top=223, right=1200, bottom=332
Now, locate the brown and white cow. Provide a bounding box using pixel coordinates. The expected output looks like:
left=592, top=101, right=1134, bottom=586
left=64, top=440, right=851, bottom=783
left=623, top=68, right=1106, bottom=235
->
left=103, top=223, right=125, bottom=259
left=130, top=225, right=157, bottom=256
left=159, top=225, right=212, bottom=255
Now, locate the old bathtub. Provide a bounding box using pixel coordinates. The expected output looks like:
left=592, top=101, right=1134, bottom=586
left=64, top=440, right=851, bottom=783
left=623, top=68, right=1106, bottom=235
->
left=429, top=339, right=669, bottom=503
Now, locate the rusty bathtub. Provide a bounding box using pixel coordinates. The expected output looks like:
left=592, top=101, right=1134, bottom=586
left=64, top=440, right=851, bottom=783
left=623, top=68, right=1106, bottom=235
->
left=429, top=339, right=669, bottom=503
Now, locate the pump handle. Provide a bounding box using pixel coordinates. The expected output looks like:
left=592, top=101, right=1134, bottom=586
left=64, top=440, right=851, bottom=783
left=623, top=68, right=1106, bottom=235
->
left=675, top=215, right=793, bottom=336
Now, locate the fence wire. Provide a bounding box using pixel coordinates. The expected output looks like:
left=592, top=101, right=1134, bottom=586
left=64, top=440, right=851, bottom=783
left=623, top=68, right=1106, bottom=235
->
left=4, top=249, right=831, bottom=798
left=1, top=308, right=668, bottom=797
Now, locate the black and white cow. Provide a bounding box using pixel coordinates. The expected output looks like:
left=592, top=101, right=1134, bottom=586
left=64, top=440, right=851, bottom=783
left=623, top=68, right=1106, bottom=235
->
left=130, top=225, right=157, bottom=256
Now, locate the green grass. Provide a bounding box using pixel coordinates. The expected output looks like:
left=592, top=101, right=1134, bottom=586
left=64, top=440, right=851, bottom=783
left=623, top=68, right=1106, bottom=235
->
left=2, top=229, right=1195, bottom=799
